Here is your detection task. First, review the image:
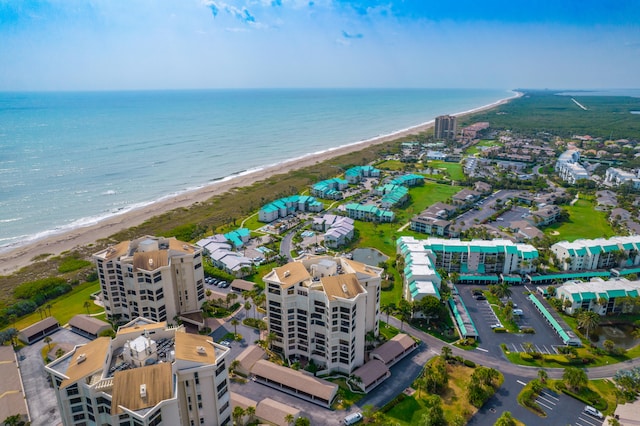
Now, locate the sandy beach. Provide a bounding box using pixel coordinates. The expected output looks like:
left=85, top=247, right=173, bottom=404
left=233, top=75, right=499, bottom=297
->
left=0, top=93, right=517, bottom=276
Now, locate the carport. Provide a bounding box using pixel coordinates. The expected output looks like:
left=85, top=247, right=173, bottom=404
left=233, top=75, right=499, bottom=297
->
left=458, top=274, right=499, bottom=285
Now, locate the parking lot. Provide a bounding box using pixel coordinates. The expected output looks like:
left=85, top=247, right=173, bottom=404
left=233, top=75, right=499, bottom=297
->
left=457, top=284, right=565, bottom=357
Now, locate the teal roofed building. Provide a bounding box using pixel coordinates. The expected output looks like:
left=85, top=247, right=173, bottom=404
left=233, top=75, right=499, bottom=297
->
left=390, top=174, right=424, bottom=187
left=344, top=165, right=381, bottom=184
left=259, top=195, right=324, bottom=223
left=396, top=237, right=442, bottom=309
left=398, top=236, right=537, bottom=276
left=224, top=228, right=251, bottom=249
left=556, top=278, right=640, bottom=315
left=551, top=235, right=640, bottom=272
left=311, top=178, right=349, bottom=200
left=345, top=203, right=395, bottom=223
left=374, top=184, right=409, bottom=208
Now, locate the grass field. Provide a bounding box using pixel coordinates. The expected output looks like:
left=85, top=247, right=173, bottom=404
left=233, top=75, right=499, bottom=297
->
left=426, top=160, right=465, bottom=181
left=8, top=281, right=102, bottom=331
left=464, top=139, right=501, bottom=155
left=544, top=198, right=614, bottom=241
left=376, top=159, right=407, bottom=171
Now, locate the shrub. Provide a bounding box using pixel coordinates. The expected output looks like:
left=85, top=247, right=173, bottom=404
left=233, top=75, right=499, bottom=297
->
left=521, top=327, right=536, bottom=334
left=493, top=327, right=507, bottom=333
left=463, top=359, right=476, bottom=368
left=58, top=258, right=92, bottom=273
left=520, top=353, right=534, bottom=362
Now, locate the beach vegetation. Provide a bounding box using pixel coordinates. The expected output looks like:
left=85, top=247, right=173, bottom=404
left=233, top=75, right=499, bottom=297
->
left=57, top=256, right=92, bottom=273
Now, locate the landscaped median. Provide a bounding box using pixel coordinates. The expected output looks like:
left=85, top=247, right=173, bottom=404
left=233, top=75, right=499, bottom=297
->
left=502, top=341, right=640, bottom=368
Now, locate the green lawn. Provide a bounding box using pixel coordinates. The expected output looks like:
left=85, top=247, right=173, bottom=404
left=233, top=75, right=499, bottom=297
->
left=544, top=198, right=614, bottom=241
left=376, top=159, right=407, bottom=171
left=464, top=139, right=500, bottom=155
left=8, top=281, right=102, bottom=331
left=426, top=161, right=465, bottom=181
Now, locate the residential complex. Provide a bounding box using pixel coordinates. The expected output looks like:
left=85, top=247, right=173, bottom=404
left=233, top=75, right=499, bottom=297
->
left=397, top=237, right=442, bottom=304
left=604, top=167, right=640, bottom=188
left=344, top=203, right=395, bottom=222
left=398, top=236, right=538, bottom=276
left=555, top=149, right=589, bottom=184
left=311, top=178, right=349, bottom=200
left=434, top=115, right=457, bottom=140
left=344, top=165, right=380, bottom=184
left=93, top=236, right=206, bottom=324
left=196, top=235, right=254, bottom=278
left=263, top=256, right=382, bottom=375
left=373, top=184, right=408, bottom=208
left=311, top=214, right=355, bottom=249
left=410, top=202, right=458, bottom=238
left=556, top=278, right=640, bottom=315
left=258, top=195, right=323, bottom=223
left=551, top=236, right=640, bottom=271
left=45, top=318, right=231, bottom=426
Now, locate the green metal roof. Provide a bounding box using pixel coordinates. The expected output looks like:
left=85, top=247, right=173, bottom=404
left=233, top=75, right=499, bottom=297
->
left=502, top=275, right=523, bottom=283
left=616, top=267, right=640, bottom=275
left=581, top=291, right=596, bottom=301
left=506, top=246, right=518, bottom=255
left=446, top=246, right=468, bottom=253
left=623, top=243, right=635, bottom=250
left=607, top=289, right=627, bottom=298
left=603, top=244, right=620, bottom=253
left=589, top=246, right=602, bottom=255
left=575, top=248, right=588, bottom=256
left=521, top=251, right=538, bottom=259
left=528, top=294, right=571, bottom=342
left=459, top=275, right=499, bottom=282
left=571, top=293, right=582, bottom=302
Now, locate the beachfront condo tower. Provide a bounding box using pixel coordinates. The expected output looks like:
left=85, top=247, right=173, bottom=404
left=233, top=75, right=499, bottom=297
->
left=93, top=236, right=206, bottom=326
left=434, top=114, right=458, bottom=140
left=45, top=317, right=232, bottom=426
left=263, top=256, right=382, bottom=375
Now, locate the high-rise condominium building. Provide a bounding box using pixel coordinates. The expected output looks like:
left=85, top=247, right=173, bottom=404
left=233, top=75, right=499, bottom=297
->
left=264, top=256, right=382, bottom=375
left=93, top=236, right=206, bottom=324
left=434, top=115, right=457, bottom=140
left=45, top=318, right=232, bottom=426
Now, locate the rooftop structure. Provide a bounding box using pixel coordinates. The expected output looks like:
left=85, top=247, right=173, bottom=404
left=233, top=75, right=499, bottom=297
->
left=93, top=236, right=206, bottom=325
left=45, top=318, right=231, bottom=426
left=263, top=256, right=382, bottom=375
left=605, top=167, right=640, bottom=188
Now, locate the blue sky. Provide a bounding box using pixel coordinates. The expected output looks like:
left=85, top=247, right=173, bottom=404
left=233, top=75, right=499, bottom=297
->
left=1, top=0, right=639, bottom=90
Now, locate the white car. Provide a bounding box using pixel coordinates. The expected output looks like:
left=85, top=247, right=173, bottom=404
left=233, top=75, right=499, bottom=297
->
left=343, top=412, right=363, bottom=425
left=584, top=406, right=603, bottom=419
left=490, top=323, right=503, bottom=329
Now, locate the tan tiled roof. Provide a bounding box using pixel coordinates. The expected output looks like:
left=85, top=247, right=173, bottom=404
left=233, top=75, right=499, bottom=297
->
left=111, top=362, right=173, bottom=415
left=370, top=333, right=417, bottom=365
left=69, top=314, right=111, bottom=336
left=255, top=398, right=300, bottom=426
left=133, top=251, right=169, bottom=271
left=168, top=238, right=197, bottom=254
left=321, top=273, right=363, bottom=301
left=230, top=392, right=257, bottom=411
left=273, top=262, right=310, bottom=288
left=60, top=337, right=111, bottom=389
left=174, top=331, right=216, bottom=364
left=352, top=359, right=389, bottom=387
left=117, top=321, right=167, bottom=337
left=230, top=279, right=256, bottom=292
left=251, top=360, right=337, bottom=402
left=97, top=241, right=130, bottom=260
left=0, top=347, right=28, bottom=421
left=342, top=259, right=381, bottom=277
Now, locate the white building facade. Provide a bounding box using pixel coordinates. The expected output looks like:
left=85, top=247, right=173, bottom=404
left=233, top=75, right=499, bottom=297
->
left=555, top=149, right=590, bottom=184
left=263, top=256, right=382, bottom=375
left=551, top=236, right=640, bottom=271
left=45, top=318, right=231, bottom=426
left=93, top=237, right=206, bottom=325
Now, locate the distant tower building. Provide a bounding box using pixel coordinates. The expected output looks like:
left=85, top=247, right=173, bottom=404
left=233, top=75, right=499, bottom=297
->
left=434, top=115, right=457, bottom=140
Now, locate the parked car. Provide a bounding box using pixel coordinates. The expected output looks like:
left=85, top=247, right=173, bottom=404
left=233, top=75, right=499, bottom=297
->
left=343, top=412, right=363, bottom=425
left=490, top=323, right=503, bottom=329
left=584, top=406, right=603, bottom=419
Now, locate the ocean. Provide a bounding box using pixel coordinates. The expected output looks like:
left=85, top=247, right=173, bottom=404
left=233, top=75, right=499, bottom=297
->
left=0, top=88, right=510, bottom=252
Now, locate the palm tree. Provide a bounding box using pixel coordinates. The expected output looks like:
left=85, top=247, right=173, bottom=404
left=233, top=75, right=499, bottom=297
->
left=232, top=406, right=245, bottom=425
left=381, top=303, right=396, bottom=325
left=537, top=369, right=548, bottom=384
left=577, top=310, right=600, bottom=340
left=563, top=367, right=588, bottom=392
left=44, top=336, right=53, bottom=352
left=397, top=299, right=412, bottom=331
left=245, top=406, right=255, bottom=424
left=522, top=342, right=534, bottom=353
left=441, top=346, right=452, bottom=360
left=5, top=328, right=18, bottom=348
left=3, top=414, right=22, bottom=426
left=229, top=359, right=240, bottom=374
left=284, top=414, right=295, bottom=425
left=83, top=300, right=92, bottom=314
left=45, top=304, right=52, bottom=317
left=244, top=301, right=252, bottom=319
left=230, top=319, right=240, bottom=339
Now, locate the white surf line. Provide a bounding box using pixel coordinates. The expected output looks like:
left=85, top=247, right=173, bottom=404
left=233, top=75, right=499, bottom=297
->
left=476, top=347, right=488, bottom=352
left=572, top=98, right=588, bottom=110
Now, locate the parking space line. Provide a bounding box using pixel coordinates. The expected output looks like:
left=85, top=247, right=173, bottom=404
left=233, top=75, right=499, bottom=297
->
left=511, top=343, right=518, bottom=352
left=516, top=380, right=527, bottom=386
left=476, top=347, right=488, bottom=352
left=539, top=391, right=559, bottom=402
left=577, top=416, right=599, bottom=426
left=537, top=395, right=557, bottom=406
left=535, top=399, right=554, bottom=410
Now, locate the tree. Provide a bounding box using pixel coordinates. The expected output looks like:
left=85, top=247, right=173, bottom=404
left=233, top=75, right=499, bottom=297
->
left=56, top=348, right=65, bottom=359
left=3, top=415, right=22, bottom=426
left=5, top=328, right=18, bottom=347
left=563, top=367, right=588, bottom=392
left=83, top=300, right=92, bottom=314
left=577, top=310, right=600, bottom=340
left=229, top=359, right=240, bottom=374
left=244, top=301, right=252, bottom=319
left=232, top=406, right=245, bottom=425
left=294, top=417, right=310, bottom=426
left=603, top=339, right=616, bottom=353
left=441, top=346, right=452, bottom=361
left=381, top=303, right=396, bottom=324
left=492, top=282, right=512, bottom=300
left=473, top=366, right=499, bottom=387
left=284, top=414, right=295, bottom=425
left=44, top=336, right=53, bottom=351
left=537, top=369, right=548, bottom=384
left=245, top=406, right=255, bottom=424
left=418, top=395, right=446, bottom=426
left=397, top=299, right=413, bottom=331
left=230, top=319, right=240, bottom=339
left=522, top=342, right=534, bottom=353
left=415, top=296, right=446, bottom=324
left=494, top=411, right=517, bottom=426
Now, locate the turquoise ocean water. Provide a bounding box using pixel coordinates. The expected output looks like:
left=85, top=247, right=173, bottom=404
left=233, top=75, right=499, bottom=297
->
left=0, top=88, right=510, bottom=251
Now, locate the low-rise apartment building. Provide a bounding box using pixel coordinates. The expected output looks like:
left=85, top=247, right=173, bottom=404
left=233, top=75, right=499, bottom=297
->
left=311, top=178, right=349, bottom=200
left=410, top=202, right=458, bottom=238
left=344, top=203, right=395, bottom=222
left=604, top=167, right=640, bottom=188
left=555, top=149, right=590, bottom=184
left=45, top=318, right=231, bottom=426
left=344, top=166, right=381, bottom=184
left=263, top=256, right=382, bottom=375
left=551, top=236, right=640, bottom=271
left=258, top=195, right=323, bottom=223
left=556, top=278, right=640, bottom=315
left=311, top=215, right=355, bottom=249
left=93, top=236, right=206, bottom=325
left=397, top=237, right=442, bottom=304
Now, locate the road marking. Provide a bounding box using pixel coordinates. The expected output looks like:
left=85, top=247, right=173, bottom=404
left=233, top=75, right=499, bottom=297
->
left=516, top=380, right=527, bottom=386
left=536, top=399, right=554, bottom=410
left=476, top=347, right=488, bottom=352
left=539, top=391, right=559, bottom=402
left=537, top=395, right=557, bottom=405
left=511, top=343, right=518, bottom=352
left=578, top=416, right=599, bottom=426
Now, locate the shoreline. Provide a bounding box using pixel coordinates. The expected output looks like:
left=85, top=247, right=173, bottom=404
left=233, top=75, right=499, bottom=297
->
left=0, top=91, right=519, bottom=275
